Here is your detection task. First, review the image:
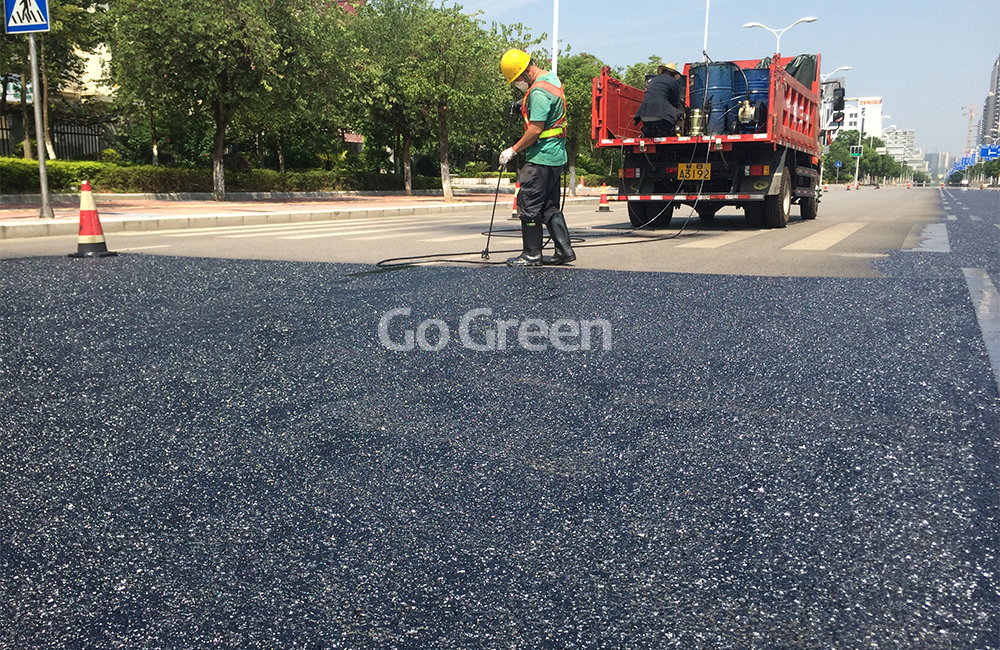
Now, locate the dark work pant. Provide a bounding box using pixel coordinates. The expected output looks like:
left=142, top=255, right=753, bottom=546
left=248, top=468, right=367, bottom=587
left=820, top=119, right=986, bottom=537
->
left=640, top=120, right=677, bottom=137
left=517, top=162, right=563, bottom=225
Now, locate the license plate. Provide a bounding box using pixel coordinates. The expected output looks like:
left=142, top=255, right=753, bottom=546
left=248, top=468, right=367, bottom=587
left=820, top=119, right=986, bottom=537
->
left=678, top=163, right=711, bottom=180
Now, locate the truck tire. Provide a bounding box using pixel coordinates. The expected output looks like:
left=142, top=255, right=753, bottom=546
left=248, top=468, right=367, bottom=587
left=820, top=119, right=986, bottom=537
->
left=628, top=201, right=673, bottom=228
left=800, top=194, right=819, bottom=220
left=765, top=168, right=791, bottom=228
left=696, top=204, right=719, bottom=220
left=744, top=203, right=765, bottom=228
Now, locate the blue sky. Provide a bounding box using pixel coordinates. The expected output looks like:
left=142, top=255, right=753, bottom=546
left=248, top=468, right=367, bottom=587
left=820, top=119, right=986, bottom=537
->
left=458, top=0, right=1000, bottom=157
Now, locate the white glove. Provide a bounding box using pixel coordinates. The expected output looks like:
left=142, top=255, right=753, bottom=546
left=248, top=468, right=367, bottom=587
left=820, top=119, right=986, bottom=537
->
left=499, top=147, right=516, bottom=168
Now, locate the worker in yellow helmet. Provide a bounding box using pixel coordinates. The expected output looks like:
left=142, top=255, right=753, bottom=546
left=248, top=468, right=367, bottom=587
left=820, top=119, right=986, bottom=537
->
left=498, top=49, right=575, bottom=267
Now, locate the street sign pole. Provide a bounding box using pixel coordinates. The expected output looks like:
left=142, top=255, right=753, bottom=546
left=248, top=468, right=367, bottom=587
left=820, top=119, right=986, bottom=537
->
left=6, top=0, right=53, bottom=218
left=27, top=33, right=53, bottom=219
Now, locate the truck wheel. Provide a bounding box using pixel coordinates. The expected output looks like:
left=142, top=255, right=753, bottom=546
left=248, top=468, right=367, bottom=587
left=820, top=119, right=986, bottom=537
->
left=744, top=203, right=765, bottom=228
left=764, top=168, right=791, bottom=228
left=800, top=194, right=819, bottom=220
left=628, top=202, right=673, bottom=228
left=696, top=205, right=719, bottom=220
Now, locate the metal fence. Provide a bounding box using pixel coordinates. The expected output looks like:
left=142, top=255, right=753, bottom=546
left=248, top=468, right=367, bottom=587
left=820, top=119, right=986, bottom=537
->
left=0, top=113, right=110, bottom=159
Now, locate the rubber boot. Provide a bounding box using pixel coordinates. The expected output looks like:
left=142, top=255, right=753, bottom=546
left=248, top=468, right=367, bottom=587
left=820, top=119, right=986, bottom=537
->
left=542, top=212, right=576, bottom=265
left=506, top=218, right=543, bottom=267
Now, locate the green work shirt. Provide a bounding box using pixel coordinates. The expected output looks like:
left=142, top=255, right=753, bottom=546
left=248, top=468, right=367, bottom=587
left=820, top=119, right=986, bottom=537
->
left=524, top=71, right=567, bottom=167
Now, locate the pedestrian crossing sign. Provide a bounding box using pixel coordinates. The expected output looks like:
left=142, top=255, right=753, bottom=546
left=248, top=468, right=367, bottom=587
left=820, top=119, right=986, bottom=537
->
left=4, top=0, right=49, bottom=34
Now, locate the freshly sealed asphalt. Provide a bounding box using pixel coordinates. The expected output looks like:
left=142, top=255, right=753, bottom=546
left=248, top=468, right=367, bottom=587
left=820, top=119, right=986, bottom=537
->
left=1, top=191, right=997, bottom=648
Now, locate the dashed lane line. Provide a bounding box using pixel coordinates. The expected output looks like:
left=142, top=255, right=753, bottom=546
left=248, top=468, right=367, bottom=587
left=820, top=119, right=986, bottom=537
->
left=963, top=268, right=1000, bottom=394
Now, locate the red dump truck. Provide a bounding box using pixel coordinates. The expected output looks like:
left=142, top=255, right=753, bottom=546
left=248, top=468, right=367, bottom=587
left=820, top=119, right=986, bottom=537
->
left=591, top=54, right=823, bottom=228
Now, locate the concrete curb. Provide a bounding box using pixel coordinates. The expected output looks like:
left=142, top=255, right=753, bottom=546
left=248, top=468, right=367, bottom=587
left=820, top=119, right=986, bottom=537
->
left=0, top=186, right=519, bottom=204
left=1, top=197, right=600, bottom=240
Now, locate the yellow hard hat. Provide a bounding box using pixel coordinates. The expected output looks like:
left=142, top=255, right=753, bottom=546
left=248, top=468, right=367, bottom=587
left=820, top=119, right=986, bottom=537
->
left=501, top=49, right=531, bottom=85
left=657, top=62, right=681, bottom=76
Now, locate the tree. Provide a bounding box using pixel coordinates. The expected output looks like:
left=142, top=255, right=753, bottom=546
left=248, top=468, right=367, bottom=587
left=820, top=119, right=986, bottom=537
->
left=554, top=49, right=606, bottom=194
left=348, top=0, right=436, bottom=194
left=405, top=2, right=504, bottom=201
left=621, top=55, right=664, bottom=90
left=105, top=0, right=345, bottom=200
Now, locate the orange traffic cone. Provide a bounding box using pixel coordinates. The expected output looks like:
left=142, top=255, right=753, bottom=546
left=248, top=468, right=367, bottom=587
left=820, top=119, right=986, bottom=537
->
left=69, top=180, right=116, bottom=258
left=510, top=181, right=520, bottom=220
left=597, top=183, right=611, bottom=212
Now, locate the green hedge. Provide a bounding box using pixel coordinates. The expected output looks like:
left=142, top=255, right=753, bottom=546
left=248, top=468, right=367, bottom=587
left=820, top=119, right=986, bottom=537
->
left=0, top=157, right=109, bottom=193
left=0, top=157, right=444, bottom=194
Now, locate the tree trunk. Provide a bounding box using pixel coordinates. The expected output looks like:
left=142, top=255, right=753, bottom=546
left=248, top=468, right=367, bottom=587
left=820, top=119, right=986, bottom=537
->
left=0, top=73, right=9, bottom=124
left=211, top=99, right=231, bottom=201
left=437, top=102, right=453, bottom=202
left=567, top=137, right=578, bottom=196
left=20, top=52, right=31, bottom=159
left=394, top=132, right=401, bottom=177
left=402, top=133, right=412, bottom=196
left=40, top=35, right=55, bottom=160
left=277, top=134, right=285, bottom=174
left=150, top=107, right=158, bottom=165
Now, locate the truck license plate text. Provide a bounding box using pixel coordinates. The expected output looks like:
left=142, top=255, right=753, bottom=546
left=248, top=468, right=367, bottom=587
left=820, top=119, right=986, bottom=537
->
left=678, top=163, right=711, bottom=180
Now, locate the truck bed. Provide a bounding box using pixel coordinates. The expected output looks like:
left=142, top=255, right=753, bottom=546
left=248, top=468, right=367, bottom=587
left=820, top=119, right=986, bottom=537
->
left=591, top=55, right=822, bottom=158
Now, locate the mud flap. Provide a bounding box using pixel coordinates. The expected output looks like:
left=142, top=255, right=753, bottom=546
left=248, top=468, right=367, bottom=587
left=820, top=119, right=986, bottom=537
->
left=737, top=150, right=789, bottom=195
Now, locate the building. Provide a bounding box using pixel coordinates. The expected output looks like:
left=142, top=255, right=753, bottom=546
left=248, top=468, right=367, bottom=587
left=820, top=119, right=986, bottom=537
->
left=882, top=127, right=929, bottom=173
left=841, top=97, right=883, bottom=140
left=979, top=55, right=999, bottom=146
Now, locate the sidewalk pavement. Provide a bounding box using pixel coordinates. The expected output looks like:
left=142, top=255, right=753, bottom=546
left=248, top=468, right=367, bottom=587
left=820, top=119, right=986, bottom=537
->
left=0, top=188, right=605, bottom=240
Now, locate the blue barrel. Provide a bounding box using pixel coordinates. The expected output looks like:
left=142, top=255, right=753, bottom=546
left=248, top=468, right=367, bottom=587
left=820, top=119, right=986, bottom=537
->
left=689, top=63, right=737, bottom=135
left=734, top=67, right=770, bottom=108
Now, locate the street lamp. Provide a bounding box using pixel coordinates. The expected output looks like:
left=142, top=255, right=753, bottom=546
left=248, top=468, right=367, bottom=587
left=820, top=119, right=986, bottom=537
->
left=821, top=66, right=852, bottom=83
left=742, top=16, right=817, bottom=57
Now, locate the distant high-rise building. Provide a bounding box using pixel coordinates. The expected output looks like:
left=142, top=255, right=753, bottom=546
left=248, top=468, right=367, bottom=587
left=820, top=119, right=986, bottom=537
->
left=979, top=55, right=1000, bottom=146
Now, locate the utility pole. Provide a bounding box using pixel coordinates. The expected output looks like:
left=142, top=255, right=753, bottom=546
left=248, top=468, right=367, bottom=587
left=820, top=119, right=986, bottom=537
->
left=854, top=105, right=864, bottom=188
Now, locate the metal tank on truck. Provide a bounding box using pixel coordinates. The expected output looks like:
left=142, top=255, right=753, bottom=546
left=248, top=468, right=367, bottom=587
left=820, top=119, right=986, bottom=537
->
left=591, top=53, right=823, bottom=228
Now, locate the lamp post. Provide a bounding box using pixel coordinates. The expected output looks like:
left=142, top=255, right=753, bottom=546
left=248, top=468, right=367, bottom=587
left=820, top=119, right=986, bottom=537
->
left=742, top=16, right=817, bottom=57
left=821, top=66, right=852, bottom=83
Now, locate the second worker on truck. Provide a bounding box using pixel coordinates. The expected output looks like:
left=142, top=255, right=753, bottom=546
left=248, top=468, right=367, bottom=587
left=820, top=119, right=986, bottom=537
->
left=498, top=49, right=576, bottom=267
left=633, top=63, right=686, bottom=138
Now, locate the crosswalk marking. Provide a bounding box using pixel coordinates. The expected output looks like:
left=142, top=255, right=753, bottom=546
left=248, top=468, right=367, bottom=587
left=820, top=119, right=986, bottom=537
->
left=421, top=233, right=486, bottom=243
left=164, top=215, right=468, bottom=238
left=947, top=215, right=958, bottom=221
left=781, top=222, right=867, bottom=251
left=281, top=224, right=448, bottom=240
left=970, top=215, right=983, bottom=222
left=676, top=230, right=765, bottom=249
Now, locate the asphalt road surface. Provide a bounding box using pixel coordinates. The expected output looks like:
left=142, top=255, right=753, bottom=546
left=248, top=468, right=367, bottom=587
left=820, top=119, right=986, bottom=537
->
left=1, top=187, right=997, bottom=648
left=0, top=187, right=947, bottom=277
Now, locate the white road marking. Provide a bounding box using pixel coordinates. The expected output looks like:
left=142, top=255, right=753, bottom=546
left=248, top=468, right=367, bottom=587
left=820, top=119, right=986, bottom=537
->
left=781, top=222, right=867, bottom=251
left=962, top=268, right=1000, bottom=393
left=675, top=230, right=766, bottom=248
left=903, top=223, right=951, bottom=253
left=947, top=215, right=958, bottom=221
left=281, top=224, right=446, bottom=240
left=970, top=215, right=982, bottom=222
left=420, top=234, right=486, bottom=243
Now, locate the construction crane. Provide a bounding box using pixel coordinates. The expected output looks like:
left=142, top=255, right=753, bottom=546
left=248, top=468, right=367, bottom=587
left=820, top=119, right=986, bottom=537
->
left=963, top=105, right=977, bottom=155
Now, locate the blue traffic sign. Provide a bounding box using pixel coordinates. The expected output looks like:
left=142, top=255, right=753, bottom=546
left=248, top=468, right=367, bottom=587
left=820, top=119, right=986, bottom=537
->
left=835, top=161, right=842, bottom=168
left=981, top=145, right=1000, bottom=161
left=4, top=0, right=49, bottom=34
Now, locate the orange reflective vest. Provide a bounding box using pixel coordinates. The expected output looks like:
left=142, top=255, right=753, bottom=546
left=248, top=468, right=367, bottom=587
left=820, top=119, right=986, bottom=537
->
left=521, top=79, right=567, bottom=139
